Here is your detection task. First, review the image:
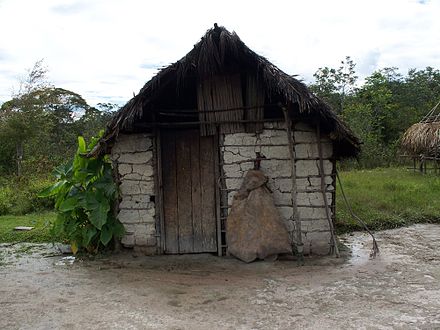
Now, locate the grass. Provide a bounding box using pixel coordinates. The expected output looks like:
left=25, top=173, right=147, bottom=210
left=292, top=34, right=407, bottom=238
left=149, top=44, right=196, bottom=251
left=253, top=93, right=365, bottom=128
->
left=0, top=168, right=439, bottom=244
left=336, top=167, right=440, bottom=233
left=0, top=211, right=57, bottom=243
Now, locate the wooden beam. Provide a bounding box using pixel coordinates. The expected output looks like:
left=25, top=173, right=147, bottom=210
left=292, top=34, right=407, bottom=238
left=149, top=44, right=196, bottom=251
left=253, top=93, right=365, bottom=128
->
left=282, top=106, right=303, bottom=262
left=317, top=122, right=340, bottom=257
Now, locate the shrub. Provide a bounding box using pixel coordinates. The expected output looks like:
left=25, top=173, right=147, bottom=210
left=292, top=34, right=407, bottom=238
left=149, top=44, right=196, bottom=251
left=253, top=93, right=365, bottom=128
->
left=0, top=176, right=54, bottom=215
left=39, top=135, right=124, bottom=254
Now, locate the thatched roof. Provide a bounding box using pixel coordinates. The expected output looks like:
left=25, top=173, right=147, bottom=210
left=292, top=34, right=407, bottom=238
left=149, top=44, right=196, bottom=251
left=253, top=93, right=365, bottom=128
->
left=401, top=122, right=440, bottom=156
left=401, top=101, right=440, bottom=156
left=90, top=25, right=360, bottom=158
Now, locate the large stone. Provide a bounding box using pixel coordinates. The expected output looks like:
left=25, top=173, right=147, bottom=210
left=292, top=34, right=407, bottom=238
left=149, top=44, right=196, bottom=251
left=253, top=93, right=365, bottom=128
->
left=135, top=234, right=157, bottom=247
left=297, top=192, right=333, bottom=206
left=272, top=190, right=292, bottom=205
left=118, top=209, right=142, bottom=224
left=138, top=209, right=156, bottom=223
left=123, top=173, right=143, bottom=180
left=223, top=164, right=243, bottom=178
left=295, top=143, right=333, bottom=159
left=113, top=134, right=153, bottom=153
left=120, top=180, right=141, bottom=195
left=121, top=233, right=135, bottom=247
left=140, top=180, right=155, bottom=194
left=268, top=178, right=292, bottom=192
left=110, top=152, right=120, bottom=162
left=238, top=146, right=257, bottom=158
left=294, top=131, right=317, bottom=143
left=118, top=163, right=132, bottom=176
left=118, top=151, right=153, bottom=164
left=134, top=223, right=156, bottom=236
left=298, top=206, right=331, bottom=219
left=120, top=180, right=154, bottom=196
left=132, top=164, right=154, bottom=178
left=227, top=170, right=292, bottom=262
left=260, top=145, right=289, bottom=159
left=277, top=206, right=293, bottom=221
left=260, top=159, right=291, bottom=177
left=259, top=129, right=287, bottom=140
left=300, top=219, right=330, bottom=232
left=119, top=194, right=151, bottom=209
left=240, top=162, right=254, bottom=172
left=302, top=231, right=332, bottom=255
left=225, top=178, right=243, bottom=190
left=224, top=133, right=246, bottom=146
left=223, top=150, right=248, bottom=164
left=296, top=160, right=332, bottom=177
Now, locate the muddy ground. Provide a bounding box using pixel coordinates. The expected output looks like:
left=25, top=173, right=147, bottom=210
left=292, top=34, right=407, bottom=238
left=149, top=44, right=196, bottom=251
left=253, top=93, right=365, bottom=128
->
left=1, top=224, right=440, bottom=330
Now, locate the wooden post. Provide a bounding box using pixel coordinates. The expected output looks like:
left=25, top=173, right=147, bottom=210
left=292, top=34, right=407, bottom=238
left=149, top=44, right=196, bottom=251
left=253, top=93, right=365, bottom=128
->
left=282, top=106, right=303, bottom=262
left=214, top=130, right=223, bottom=256
left=317, top=123, right=340, bottom=257
left=155, top=129, right=166, bottom=254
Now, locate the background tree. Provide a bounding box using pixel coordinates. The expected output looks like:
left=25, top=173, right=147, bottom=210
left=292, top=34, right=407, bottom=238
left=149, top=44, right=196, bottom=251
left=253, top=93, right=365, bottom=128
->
left=0, top=61, right=117, bottom=177
left=310, top=56, right=358, bottom=113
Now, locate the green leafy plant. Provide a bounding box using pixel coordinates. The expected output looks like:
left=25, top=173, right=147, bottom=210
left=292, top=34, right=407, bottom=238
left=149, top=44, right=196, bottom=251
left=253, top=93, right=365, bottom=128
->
left=39, top=134, right=124, bottom=254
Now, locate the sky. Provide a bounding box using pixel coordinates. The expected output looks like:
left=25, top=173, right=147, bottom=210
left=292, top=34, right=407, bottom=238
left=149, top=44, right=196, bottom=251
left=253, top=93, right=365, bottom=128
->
left=0, top=0, right=439, bottom=107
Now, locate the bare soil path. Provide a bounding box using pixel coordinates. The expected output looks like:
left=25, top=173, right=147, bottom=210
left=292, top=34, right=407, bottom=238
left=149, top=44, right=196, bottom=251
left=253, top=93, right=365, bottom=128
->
left=1, top=224, right=440, bottom=329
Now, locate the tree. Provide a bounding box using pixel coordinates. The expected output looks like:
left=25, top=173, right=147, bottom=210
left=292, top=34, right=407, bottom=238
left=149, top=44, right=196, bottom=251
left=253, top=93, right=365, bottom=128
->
left=0, top=60, right=52, bottom=176
left=0, top=60, right=106, bottom=176
left=310, top=56, right=358, bottom=113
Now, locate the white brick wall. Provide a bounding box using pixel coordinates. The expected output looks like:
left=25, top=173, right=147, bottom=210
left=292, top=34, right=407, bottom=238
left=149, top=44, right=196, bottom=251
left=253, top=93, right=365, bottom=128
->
left=111, top=134, right=156, bottom=252
left=222, top=122, right=335, bottom=255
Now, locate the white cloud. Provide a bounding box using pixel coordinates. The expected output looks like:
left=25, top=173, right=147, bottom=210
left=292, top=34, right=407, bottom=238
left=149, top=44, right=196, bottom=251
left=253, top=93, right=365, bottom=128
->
left=0, top=0, right=439, bottom=106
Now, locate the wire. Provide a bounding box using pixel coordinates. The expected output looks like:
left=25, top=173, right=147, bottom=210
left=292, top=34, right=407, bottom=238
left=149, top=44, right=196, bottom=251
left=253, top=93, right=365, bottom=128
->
left=336, top=170, right=380, bottom=258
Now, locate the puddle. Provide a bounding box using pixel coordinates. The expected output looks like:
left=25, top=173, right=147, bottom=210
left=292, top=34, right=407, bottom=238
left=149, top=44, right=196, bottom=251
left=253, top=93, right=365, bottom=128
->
left=54, top=256, right=76, bottom=266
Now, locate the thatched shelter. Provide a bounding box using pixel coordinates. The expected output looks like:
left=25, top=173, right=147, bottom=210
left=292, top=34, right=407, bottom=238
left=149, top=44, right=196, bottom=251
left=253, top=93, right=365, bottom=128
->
left=91, top=25, right=360, bottom=258
left=401, top=101, right=440, bottom=172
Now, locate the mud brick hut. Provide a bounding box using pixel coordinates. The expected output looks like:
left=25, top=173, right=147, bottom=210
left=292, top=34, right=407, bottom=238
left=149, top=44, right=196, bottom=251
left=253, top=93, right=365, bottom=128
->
left=90, top=25, right=360, bottom=257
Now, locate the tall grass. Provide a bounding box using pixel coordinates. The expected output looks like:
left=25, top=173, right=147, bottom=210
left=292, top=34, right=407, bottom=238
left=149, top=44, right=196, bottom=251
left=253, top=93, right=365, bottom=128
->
left=336, top=167, right=440, bottom=232
left=0, top=176, right=54, bottom=215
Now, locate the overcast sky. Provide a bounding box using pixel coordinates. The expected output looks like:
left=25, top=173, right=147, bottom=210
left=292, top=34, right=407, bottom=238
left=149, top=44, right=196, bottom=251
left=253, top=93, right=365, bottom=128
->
left=0, top=0, right=439, bottom=106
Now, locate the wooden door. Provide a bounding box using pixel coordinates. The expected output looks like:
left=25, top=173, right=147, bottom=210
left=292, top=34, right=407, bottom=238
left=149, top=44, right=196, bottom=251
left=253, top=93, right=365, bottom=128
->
left=161, top=129, right=217, bottom=254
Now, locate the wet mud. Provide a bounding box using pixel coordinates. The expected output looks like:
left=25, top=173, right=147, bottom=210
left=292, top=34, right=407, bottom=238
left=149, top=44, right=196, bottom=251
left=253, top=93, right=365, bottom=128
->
left=1, top=224, right=439, bottom=329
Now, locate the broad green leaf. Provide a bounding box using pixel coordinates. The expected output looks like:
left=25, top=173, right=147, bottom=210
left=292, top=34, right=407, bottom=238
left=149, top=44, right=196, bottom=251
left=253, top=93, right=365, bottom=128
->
left=100, top=225, right=113, bottom=246
left=38, top=180, right=66, bottom=197
left=83, top=226, right=97, bottom=246
left=58, top=197, right=79, bottom=212
left=77, top=136, right=86, bottom=153
left=89, top=203, right=109, bottom=229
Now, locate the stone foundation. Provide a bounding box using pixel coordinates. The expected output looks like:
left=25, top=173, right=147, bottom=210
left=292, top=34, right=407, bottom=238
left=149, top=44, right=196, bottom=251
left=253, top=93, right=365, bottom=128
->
left=111, top=134, right=157, bottom=254
left=221, top=122, right=334, bottom=255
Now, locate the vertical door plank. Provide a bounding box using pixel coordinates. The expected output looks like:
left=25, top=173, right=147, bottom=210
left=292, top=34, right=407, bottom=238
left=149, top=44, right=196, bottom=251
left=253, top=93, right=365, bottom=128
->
left=162, top=131, right=179, bottom=254
left=190, top=130, right=204, bottom=252
left=176, top=130, right=194, bottom=253
left=200, top=136, right=218, bottom=252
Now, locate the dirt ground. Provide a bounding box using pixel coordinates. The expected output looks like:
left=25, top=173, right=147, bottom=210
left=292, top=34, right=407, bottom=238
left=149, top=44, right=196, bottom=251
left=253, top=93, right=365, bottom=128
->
left=1, top=224, right=440, bottom=330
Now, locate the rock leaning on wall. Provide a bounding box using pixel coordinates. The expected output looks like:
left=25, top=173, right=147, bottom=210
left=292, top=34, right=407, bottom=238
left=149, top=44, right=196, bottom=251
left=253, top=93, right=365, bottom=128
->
left=222, top=122, right=335, bottom=256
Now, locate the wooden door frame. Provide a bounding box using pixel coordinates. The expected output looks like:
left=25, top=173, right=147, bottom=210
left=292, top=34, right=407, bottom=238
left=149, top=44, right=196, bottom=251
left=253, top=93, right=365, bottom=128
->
left=155, top=128, right=222, bottom=255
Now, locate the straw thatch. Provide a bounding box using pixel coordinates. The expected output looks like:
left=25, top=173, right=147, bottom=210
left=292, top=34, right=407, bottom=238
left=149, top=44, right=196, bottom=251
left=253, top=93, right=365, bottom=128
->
left=401, top=122, right=440, bottom=156
left=401, top=101, right=440, bottom=156
left=89, top=25, right=360, bottom=158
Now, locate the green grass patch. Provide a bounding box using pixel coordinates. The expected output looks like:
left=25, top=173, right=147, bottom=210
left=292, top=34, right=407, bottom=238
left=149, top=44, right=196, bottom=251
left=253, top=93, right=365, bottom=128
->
left=336, top=167, right=440, bottom=233
left=0, top=211, right=58, bottom=243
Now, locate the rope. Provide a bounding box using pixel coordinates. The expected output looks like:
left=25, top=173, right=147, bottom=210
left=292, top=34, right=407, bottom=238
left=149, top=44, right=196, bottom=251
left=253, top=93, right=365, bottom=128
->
left=421, top=100, right=440, bottom=123
left=336, top=171, right=380, bottom=258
